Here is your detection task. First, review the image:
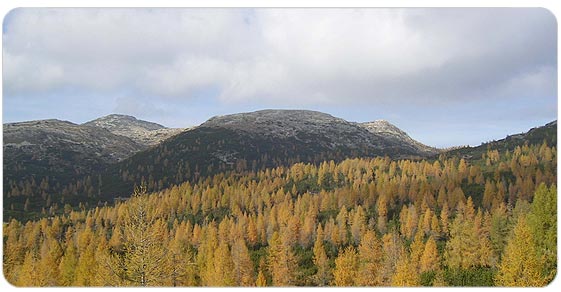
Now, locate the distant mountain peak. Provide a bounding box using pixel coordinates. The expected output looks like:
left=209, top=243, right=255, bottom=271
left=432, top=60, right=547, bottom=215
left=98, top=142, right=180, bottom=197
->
left=358, top=120, right=438, bottom=155
left=200, top=109, right=438, bottom=157
left=82, top=114, right=184, bottom=147
left=361, top=119, right=403, bottom=132
left=84, top=114, right=165, bottom=131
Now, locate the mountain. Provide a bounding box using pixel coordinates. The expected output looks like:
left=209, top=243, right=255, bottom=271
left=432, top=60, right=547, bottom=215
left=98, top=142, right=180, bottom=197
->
left=98, top=110, right=438, bottom=197
left=442, top=120, right=557, bottom=159
left=358, top=120, right=438, bottom=155
left=82, top=114, right=186, bottom=147
left=8, top=109, right=552, bottom=223
left=202, top=110, right=437, bottom=155
left=3, top=119, right=143, bottom=176
left=3, top=115, right=184, bottom=221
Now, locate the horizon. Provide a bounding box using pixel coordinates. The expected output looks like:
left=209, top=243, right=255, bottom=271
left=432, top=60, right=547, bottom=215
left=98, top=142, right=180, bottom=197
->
left=2, top=8, right=557, bottom=148
left=2, top=108, right=556, bottom=149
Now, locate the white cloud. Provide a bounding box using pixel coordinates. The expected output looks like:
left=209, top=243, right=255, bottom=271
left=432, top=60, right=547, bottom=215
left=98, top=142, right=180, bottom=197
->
left=3, top=8, right=557, bottom=109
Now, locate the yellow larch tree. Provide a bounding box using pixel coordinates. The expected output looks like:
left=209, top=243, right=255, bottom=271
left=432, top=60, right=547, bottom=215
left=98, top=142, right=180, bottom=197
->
left=231, top=238, right=255, bottom=286
left=267, top=231, right=297, bottom=286
left=420, top=236, right=440, bottom=273
left=356, top=230, right=383, bottom=286
left=332, top=246, right=358, bottom=286
left=312, top=225, right=331, bottom=286
left=495, top=216, right=547, bottom=287
left=392, top=251, right=419, bottom=286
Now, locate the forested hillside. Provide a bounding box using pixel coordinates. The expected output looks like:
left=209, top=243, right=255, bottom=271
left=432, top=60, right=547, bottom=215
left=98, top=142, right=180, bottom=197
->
left=3, top=142, right=556, bottom=286
left=3, top=110, right=437, bottom=222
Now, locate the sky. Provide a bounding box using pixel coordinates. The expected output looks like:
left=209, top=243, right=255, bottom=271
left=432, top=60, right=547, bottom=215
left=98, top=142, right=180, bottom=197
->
left=2, top=8, right=557, bottom=148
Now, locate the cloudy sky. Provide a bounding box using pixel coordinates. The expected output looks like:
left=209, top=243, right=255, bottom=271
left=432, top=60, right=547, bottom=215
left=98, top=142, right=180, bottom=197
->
left=2, top=8, right=557, bottom=147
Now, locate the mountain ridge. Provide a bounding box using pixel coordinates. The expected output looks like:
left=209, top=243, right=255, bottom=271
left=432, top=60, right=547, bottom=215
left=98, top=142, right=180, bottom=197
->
left=4, top=110, right=555, bottom=222
left=82, top=114, right=186, bottom=147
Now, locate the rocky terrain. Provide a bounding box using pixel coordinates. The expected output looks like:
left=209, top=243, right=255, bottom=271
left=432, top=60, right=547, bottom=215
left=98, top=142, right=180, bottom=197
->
left=83, top=114, right=186, bottom=147
left=4, top=119, right=143, bottom=163
left=358, top=120, right=439, bottom=156
left=203, top=110, right=437, bottom=156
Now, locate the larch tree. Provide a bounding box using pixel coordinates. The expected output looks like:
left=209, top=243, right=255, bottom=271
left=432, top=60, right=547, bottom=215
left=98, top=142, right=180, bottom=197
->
left=356, top=230, right=383, bottom=286
left=392, top=251, right=419, bottom=286
left=267, top=231, right=297, bottom=286
left=409, top=228, right=425, bottom=272
left=440, top=202, right=450, bottom=237
left=332, top=246, right=358, bottom=286
left=74, top=239, right=97, bottom=286
left=444, top=201, right=479, bottom=269
left=58, top=228, right=78, bottom=286
left=212, top=241, right=236, bottom=286
left=312, top=225, right=331, bottom=286
left=3, top=220, right=24, bottom=284
left=107, top=186, right=171, bottom=286
left=256, top=269, right=268, bottom=287
left=420, top=236, right=440, bottom=273
left=379, top=231, right=404, bottom=285
left=495, top=216, right=547, bottom=287
left=231, top=238, right=255, bottom=286
left=526, top=183, right=557, bottom=282
left=16, top=251, right=39, bottom=286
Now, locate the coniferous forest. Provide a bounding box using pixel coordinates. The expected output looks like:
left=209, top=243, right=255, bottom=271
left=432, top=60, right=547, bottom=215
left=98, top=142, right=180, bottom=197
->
left=3, top=142, right=556, bottom=287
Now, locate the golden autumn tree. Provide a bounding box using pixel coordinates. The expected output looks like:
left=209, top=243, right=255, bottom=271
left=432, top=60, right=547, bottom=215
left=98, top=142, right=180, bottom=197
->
left=231, top=238, right=255, bottom=286
left=58, top=228, right=78, bottom=286
left=495, top=216, right=547, bottom=286
left=332, top=246, right=358, bottom=286
left=267, top=231, right=297, bottom=286
left=420, top=236, right=440, bottom=273
left=107, top=186, right=170, bottom=286
left=212, top=241, right=236, bottom=286
left=392, top=251, right=419, bottom=286
left=256, top=269, right=268, bottom=287
left=74, top=235, right=97, bottom=286
left=379, top=231, right=404, bottom=285
left=444, top=200, right=479, bottom=269
left=16, top=251, right=40, bottom=286
left=356, top=230, right=383, bottom=286
left=409, top=228, right=425, bottom=272
left=312, top=225, right=331, bottom=286
left=526, top=183, right=557, bottom=282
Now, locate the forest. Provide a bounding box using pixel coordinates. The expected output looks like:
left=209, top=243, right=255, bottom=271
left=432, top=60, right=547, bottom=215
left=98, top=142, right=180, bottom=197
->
left=3, top=142, right=557, bottom=286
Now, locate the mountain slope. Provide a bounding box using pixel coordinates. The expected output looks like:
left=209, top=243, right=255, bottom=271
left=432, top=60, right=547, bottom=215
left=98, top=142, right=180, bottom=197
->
left=3, top=119, right=143, bottom=176
left=99, top=110, right=437, bottom=197
left=4, top=119, right=145, bottom=219
left=358, top=120, right=438, bottom=155
left=442, top=120, right=557, bottom=159
left=3, top=115, right=183, bottom=221
left=83, top=114, right=185, bottom=147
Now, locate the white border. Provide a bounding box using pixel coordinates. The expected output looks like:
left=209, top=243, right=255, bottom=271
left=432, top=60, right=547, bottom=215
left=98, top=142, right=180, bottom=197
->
left=0, top=1, right=559, bottom=292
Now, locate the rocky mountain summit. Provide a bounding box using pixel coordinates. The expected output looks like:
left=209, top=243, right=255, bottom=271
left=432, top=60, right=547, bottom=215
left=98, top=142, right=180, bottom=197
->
left=4, top=119, right=143, bottom=163
left=359, top=120, right=439, bottom=155
left=203, top=109, right=437, bottom=156
left=83, top=114, right=185, bottom=147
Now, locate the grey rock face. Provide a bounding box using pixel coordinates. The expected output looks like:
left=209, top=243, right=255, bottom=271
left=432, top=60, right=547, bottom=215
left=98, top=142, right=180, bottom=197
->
left=358, top=120, right=439, bottom=155
left=203, top=109, right=437, bottom=156
left=4, top=119, right=144, bottom=163
left=83, top=114, right=185, bottom=147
